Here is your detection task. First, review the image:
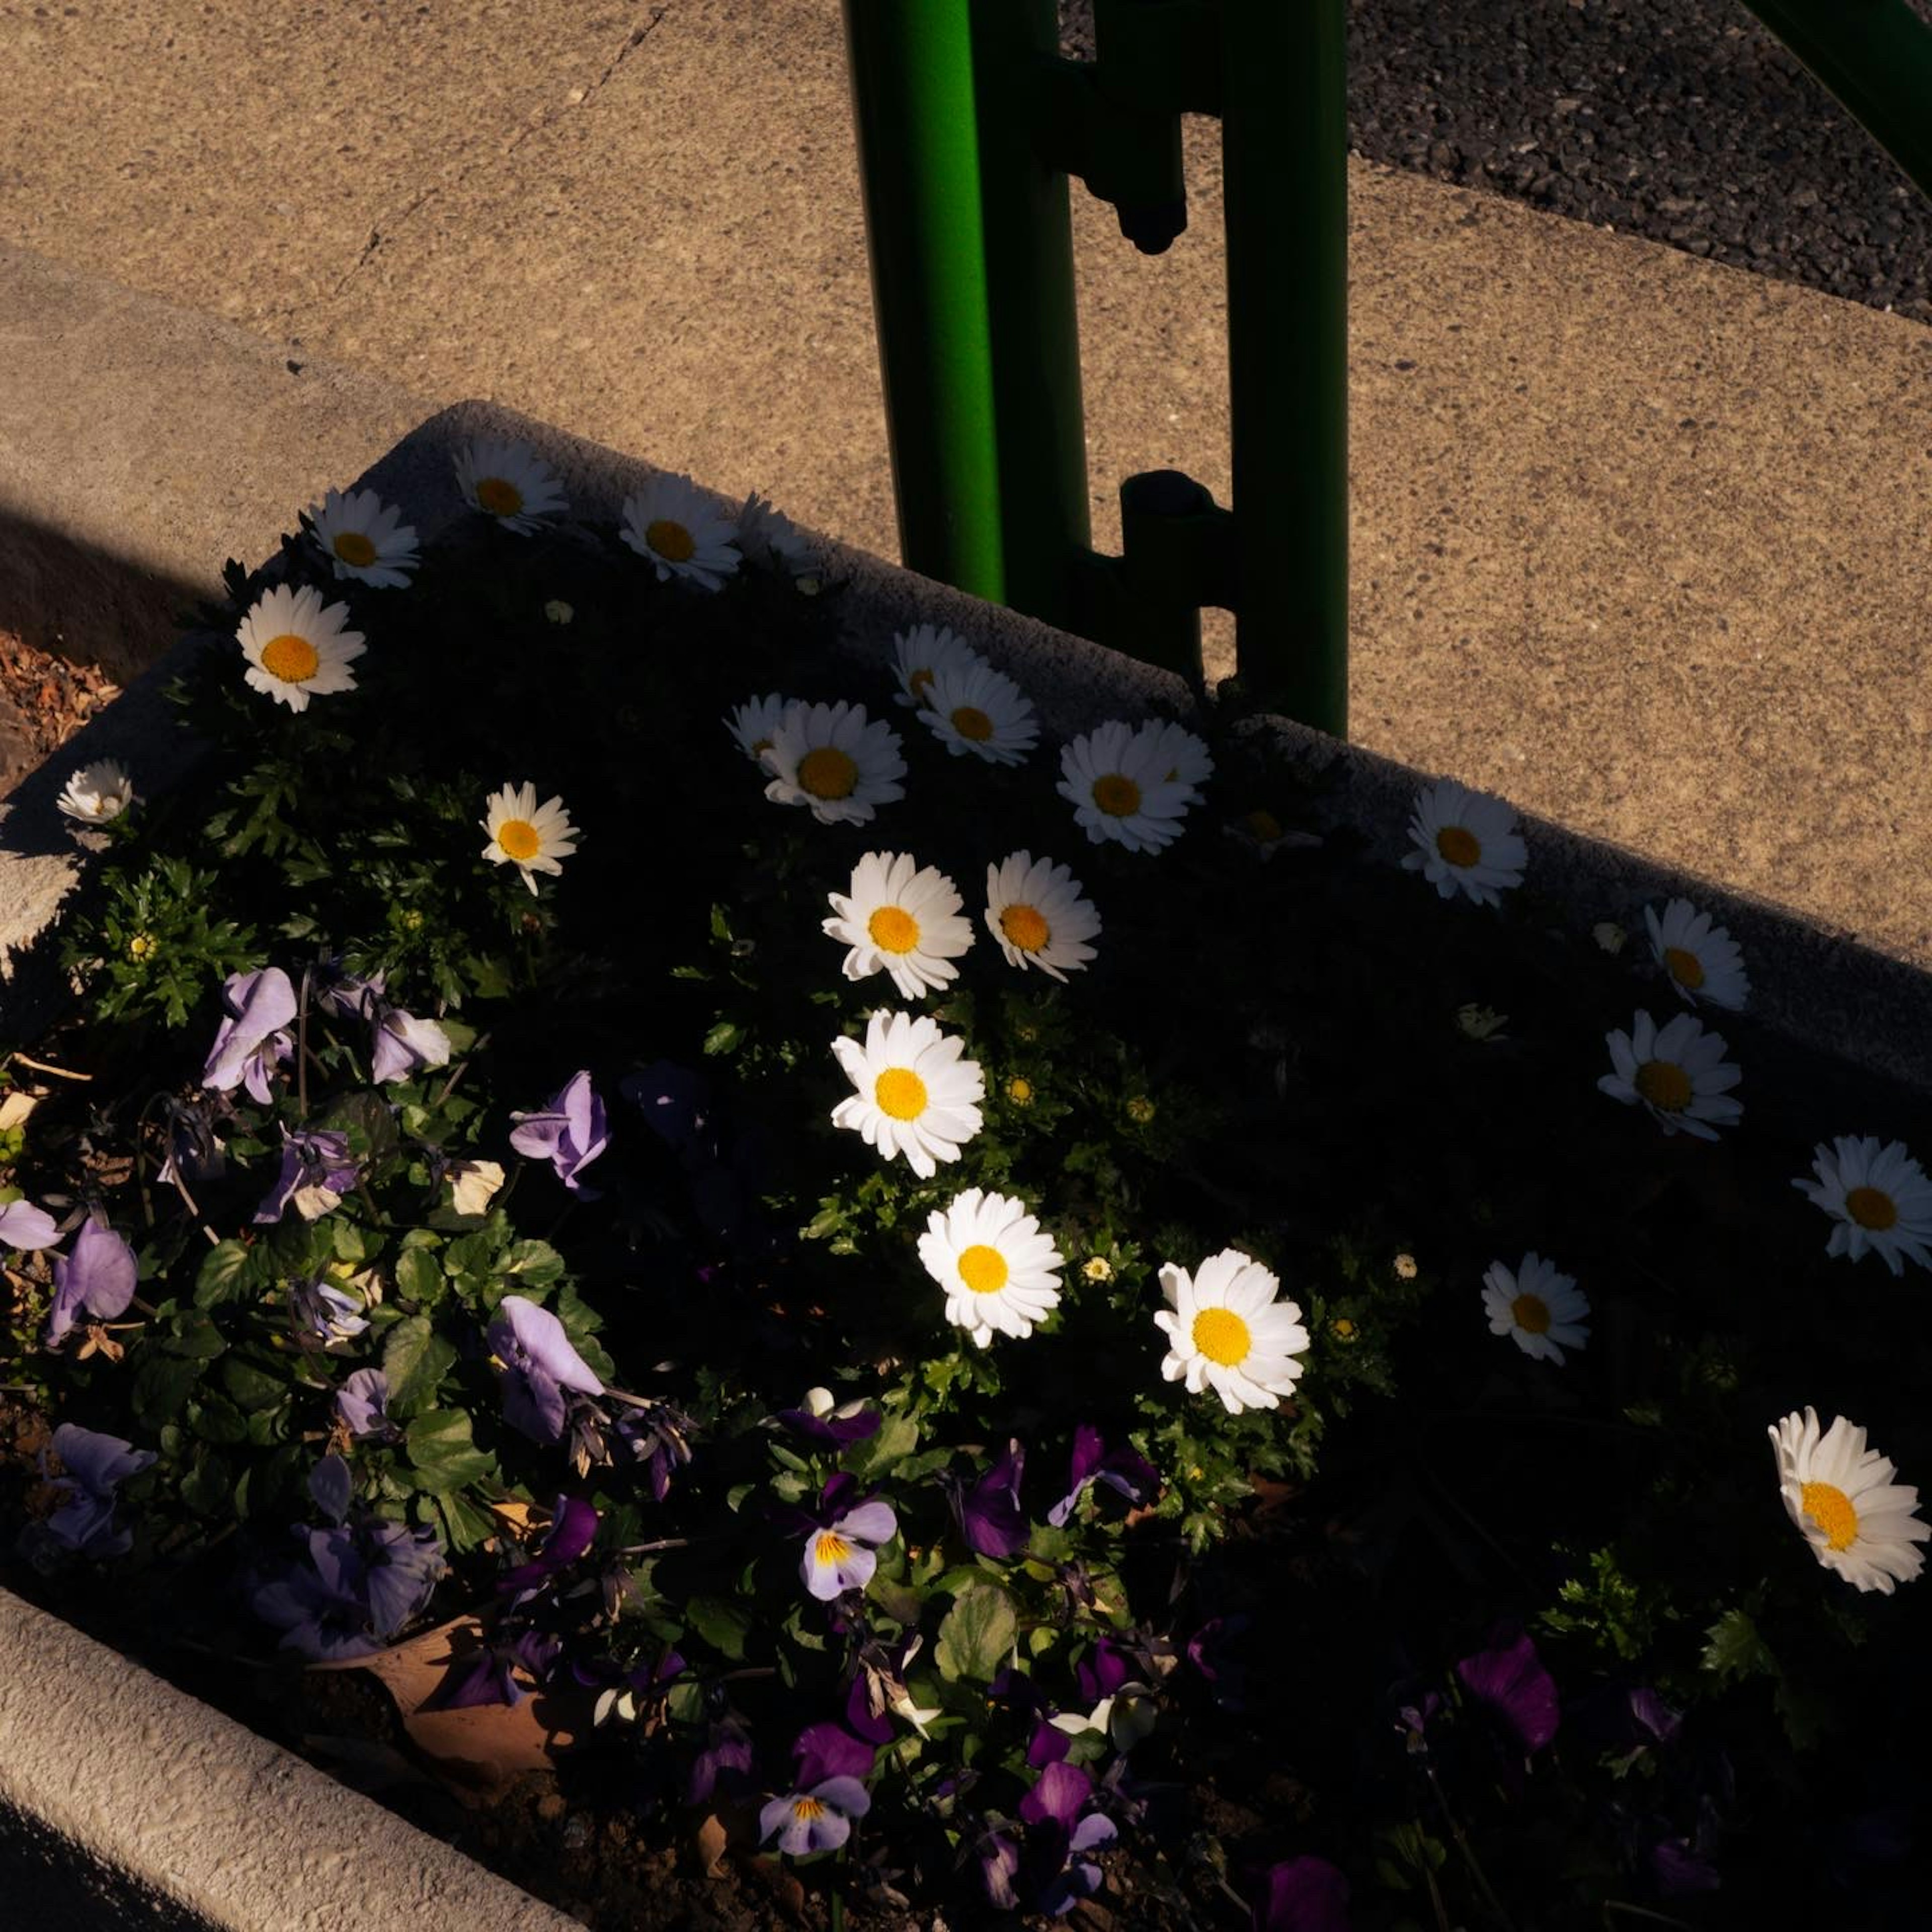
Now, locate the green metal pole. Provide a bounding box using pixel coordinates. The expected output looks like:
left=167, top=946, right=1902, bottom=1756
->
left=1219, top=0, right=1350, bottom=736
left=1735, top=0, right=1932, bottom=205
left=839, top=1, right=1003, bottom=599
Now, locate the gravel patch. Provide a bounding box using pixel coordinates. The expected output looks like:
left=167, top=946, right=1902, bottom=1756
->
left=1061, top=0, right=1932, bottom=326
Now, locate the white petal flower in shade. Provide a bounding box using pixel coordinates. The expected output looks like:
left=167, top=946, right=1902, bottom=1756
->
left=762, top=700, right=906, bottom=826
left=619, top=470, right=743, bottom=593
left=1137, top=718, right=1214, bottom=800
left=479, top=782, right=579, bottom=895
left=725, top=693, right=800, bottom=766
left=918, top=1187, right=1066, bottom=1347
left=892, top=623, right=987, bottom=708
left=305, top=485, right=422, bottom=588
left=1152, top=1248, right=1312, bottom=1415
left=1792, top=1136, right=1932, bottom=1277
left=1481, top=1253, right=1590, bottom=1365
left=1597, top=1009, right=1742, bottom=1141
left=236, top=583, right=367, bottom=713
left=1056, top=720, right=1196, bottom=854
left=1768, top=1407, right=1930, bottom=1595
left=56, top=760, right=136, bottom=825
left=1644, top=898, right=1750, bottom=1011
left=824, top=851, right=975, bottom=1000
left=1223, top=808, right=1321, bottom=861
left=452, top=437, right=569, bottom=534
left=737, top=489, right=821, bottom=579
left=829, top=1009, right=985, bottom=1180
left=915, top=659, right=1038, bottom=766
left=984, top=851, right=1101, bottom=982
left=1400, top=778, right=1526, bottom=907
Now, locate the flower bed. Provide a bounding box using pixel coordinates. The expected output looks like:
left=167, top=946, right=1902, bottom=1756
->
left=4, top=425, right=1930, bottom=1931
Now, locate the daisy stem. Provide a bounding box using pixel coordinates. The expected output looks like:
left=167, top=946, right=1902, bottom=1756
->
left=1425, top=1765, right=1517, bottom=1932
left=434, top=1038, right=490, bottom=1109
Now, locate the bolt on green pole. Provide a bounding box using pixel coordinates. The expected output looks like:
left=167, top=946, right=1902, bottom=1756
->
left=1219, top=0, right=1349, bottom=736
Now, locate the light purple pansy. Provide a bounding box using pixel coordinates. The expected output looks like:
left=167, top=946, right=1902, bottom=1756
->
left=334, top=1368, right=395, bottom=1440
left=251, top=1516, right=444, bottom=1662
left=759, top=1775, right=872, bottom=1857
left=45, top=1214, right=139, bottom=1348
left=509, top=1069, right=609, bottom=1197
left=0, top=1196, right=62, bottom=1252
left=255, top=1125, right=361, bottom=1226
left=289, top=1275, right=369, bottom=1345
left=1456, top=1628, right=1560, bottom=1757
left=488, top=1295, right=604, bottom=1444
left=801, top=1476, right=898, bottom=1602
left=1046, top=1422, right=1160, bottom=1527
left=1015, top=1759, right=1119, bottom=1916
left=40, top=1424, right=155, bottom=1559
left=202, top=966, right=298, bottom=1102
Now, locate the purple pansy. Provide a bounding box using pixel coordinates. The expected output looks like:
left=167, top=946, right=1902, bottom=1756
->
left=45, top=1214, right=139, bottom=1348
left=488, top=1295, right=604, bottom=1444
left=202, top=967, right=297, bottom=1102
left=320, top=963, right=452, bottom=1084
left=759, top=1775, right=872, bottom=1857
left=255, top=1126, right=362, bottom=1225
left=251, top=1516, right=445, bottom=1661
left=1253, top=1855, right=1353, bottom=1932
left=951, top=1439, right=1029, bottom=1559
left=1186, top=1613, right=1251, bottom=1710
left=39, top=1424, right=155, bottom=1559
left=777, top=1387, right=883, bottom=1446
left=289, top=1274, right=370, bottom=1345
left=499, top=1493, right=600, bottom=1602
left=1456, top=1627, right=1560, bottom=1757
left=0, top=1195, right=62, bottom=1252
left=433, top=1627, right=564, bottom=1711
left=310, top=1451, right=354, bottom=1524
left=334, top=1368, right=396, bottom=1441
left=1047, top=1423, right=1161, bottom=1527
left=982, top=1759, right=1118, bottom=1916
left=799, top=1473, right=898, bottom=1601
left=689, top=1718, right=757, bottom=1806
left=509, top=1069, right=609, bottom=1197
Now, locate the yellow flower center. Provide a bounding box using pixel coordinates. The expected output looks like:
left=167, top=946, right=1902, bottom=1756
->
left=874, top=1067, right=927, bottom=1120
left=646, top=517, right=695, bottom=562
left=958, top=1244, right=1010, bottom=1294
left=1125, top=1096, right=1156, bottom=1124
left=1435, top=824, right=1481, bottom=867
left=950, top=705, right=994, bottom=741
left=813, top=1531, right=852, bottom=1567
left=1000, top=904, right=1051, bottom=952
left=1006, top=1077, right=1033, bottom=1105
left=476, top=476, right=524, bottom=517
left=1082, top=1257, right=1112, bottom=1282
left=791, top=1797, right=828, bottom=1822
left=260, top=633, right=320, bottom=683
left=1800, top=1480, right=1860, bottom=1552
left=908, top=666, right=936, bottom=695
left=497, top=819, right=542, bottom=862
left=1510, top=1293, right=1551, bottom=1334
left=1663, top=945, right=1705, bottom=990
left=1634, top=1060, right=1693, bottom=1111
left=867, top=905, right=920, bottom=954
left=1191, top=1306, right=1251, bottom=1366
left=1092, top=773, right=1142, bottom=818
left=128, top=933, right=155, bottom=960
left=332, top=530, right=377, bottom=568
left=1244, top=809, right=1283, bottom=842
left=1844, top=1185, right=1898, bottom=1231
left=797, top=746, right=859, bottom=800
left=1330, top=1317, right=1357, bottom=1341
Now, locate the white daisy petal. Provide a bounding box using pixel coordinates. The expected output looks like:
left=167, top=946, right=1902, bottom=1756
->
left=762, top=701, right=906, bottom=827
left=725, top=693, right=800, bottom=766
left=1154, top=1248, right=1308, bottom=1413
left=56, top=759, right=137, bottom=825
left=1769, top=1407, right=1930, bottom=1595
left=1055, top=720, right=1199, bottom=854
left=453, top=436, right=569, bottom=535
left=916, top=660, right=1039, bottom=766
left=1792, top=1135, right=1932, bottom=1277
left=1481, top=1253, right=1590, bottom=1365
left=824, top=851, right=975, bottom=1000
left=892, top=624, right=988, bottom=708
left=306, top=485, right=422, bottom=589
left=1597, top=1009, right=1742, bottom=1140
left=479, top=780, right=578, bottom=895
left=983, top=851, right=1101, bottom=982
left=235, top=582, right=367, bottom=714
left=1643, top=897, right=1750, bottom=1011
left=619, top=470, right=744, bottom=593
left=830, top=1010, right=984, bottom=1179
left=1398, top=777, right=1526, bottom=908
left=920, top=1187, right=1066, bottom=1347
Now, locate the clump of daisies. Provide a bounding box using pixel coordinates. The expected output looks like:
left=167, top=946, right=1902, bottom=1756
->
left=1401, top=777, right=1525, bottom=907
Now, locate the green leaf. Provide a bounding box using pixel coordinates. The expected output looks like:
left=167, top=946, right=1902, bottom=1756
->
left=180, top=1450, right=235, bottom=1518
left=432, top=1490, right=501, bottom=1556
left=220, top=1354, right=286, bottom=1412
left=503, top=1239, right=566, bottom=1287
left=934, top=1582, right=1018, bottom=1683
left=194, top=1239, right=255, bottom=1309
left=686, top=1594, right=754, bottom=1663
left=702, top=1020, right=742, bottom=1057
left=395, top=1244, right=445, bottom=1306
left=1701, top=1606, right=1778, bottom=1684
left=381, top=1314, right=456, bottom=1417
left=404, top=1409, right=496, bottom=1491
left=843, top=1412, right=918, bottom=1482
left=185, top=1394, right=250, bottom=1446
left=131, top=1350, right=208, bottom=1429
left=163, top=1308, right=228, bottom=1360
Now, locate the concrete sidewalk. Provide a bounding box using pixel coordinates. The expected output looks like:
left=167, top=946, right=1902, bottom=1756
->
left=1, top=0, right=1929, bottom=967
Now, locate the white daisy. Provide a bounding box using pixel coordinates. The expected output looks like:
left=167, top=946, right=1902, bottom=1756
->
left=1768, top=1407, right=1930, bottom=1595
left=737, top=489, right=821, bottom=581
left=1057, top=720, right=1196, bottom=854
left=984, top=851, right=1101, bottom=982
left=1138, top=718, right=1214, bottom=800
left=452, top=437, right=570, bottom=535
left=892, top=623, right=987, bottom=709
left=1597, top=1009, right=1742, bottom=1141
left=762, top=700, right=906, bottom=827
left=829, top=1009, right=985, bottom=1180
left=1224, top=808, right=1321, bottom=861
left=619, top=470, right=743, bottom=593
left=305, top=485, right=422, bottom=588
left=918, top=1188, right=1066, bottom=1346
left=1644, top=899, right=1749, bottom=1011
left=824, top=852, right=975, bottom=1000
left=1481, top=1253, right=1590, bottom=1365
left=236, top=583, right=367, bottom=713
left=479, top=781, right=579, bottom=894
left=1792, top=1136, right=1932, bottom=1277
left=915, top=659, right=1038, bottom=766
left=1400, top=779, right=1526, bottom=907
left=725, top=693, right=800, bottom=766
left=56, top=760, right=136, bottom=825
left=1153, top=1248, right=1312, bottom=1415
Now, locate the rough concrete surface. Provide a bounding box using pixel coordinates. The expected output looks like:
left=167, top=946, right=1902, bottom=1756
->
left=0, top=0, right=1928, bottom=976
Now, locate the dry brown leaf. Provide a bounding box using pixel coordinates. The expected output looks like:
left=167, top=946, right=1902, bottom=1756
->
left=695, top=1811, right=730, bottom=1878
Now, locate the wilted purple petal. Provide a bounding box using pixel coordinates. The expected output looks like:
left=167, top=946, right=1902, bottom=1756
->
left=1456, top=1630, right=1560, bottom=1756
left=1077, top=1637, right=1132, bottom=1704
left=1027, top=1719, right=1073, bottom=1768
left=289, top=1276, right=369, bottom=1344
left=41, top=1424, right=154, bottom=1558
left=500, top=1493, right=600, bottom=1596
left=371, top=1006, right=452, bottom=1085
left=203, top=968, right=297, bottom=1093
left=778, top=1403, right=882, bottom=1446
left=360, top=1518, right=445, bottom=1638
left=489, top=1295, right=604, bottom=1444
left=689, top=1722, right=755, bottom=1805
left=1254, top=1855, right=1353, bottom=1932
left=980, top=1832, right=1022, bottom=1910
left=0, top=1197, right=62, bottom=1252
left=1628, top=1687, right=1681, bottom=1746
left=845, top=1672, right=895, bottom=1745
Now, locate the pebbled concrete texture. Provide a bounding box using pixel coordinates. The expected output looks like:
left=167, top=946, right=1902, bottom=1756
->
left=0, top=0, right=1929, bottom=972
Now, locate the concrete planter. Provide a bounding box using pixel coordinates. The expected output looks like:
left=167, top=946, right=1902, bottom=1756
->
left=3, top=396, right=1928, bottom=1928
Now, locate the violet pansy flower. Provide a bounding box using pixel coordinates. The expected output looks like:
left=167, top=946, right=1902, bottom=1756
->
left=45, top=1214, right=138, bottom=1348
left=777, top=1385, right=883, bottom=1447
left=800, top=1473, right=898, bottom=1601
left=1456, top=1627, right=1560, bottom=1757
left=202, top=967, right=298, bottom=1102
left=499, top=1493, right=599, bottom=1602
left=255, top=1125, right=362, bottom=1225
left=289, top=1274, right=370, bottom=1346
left=488, top=1294, right=604, bottom=1444
left=433, top=1627, right=564, bottom=1711
left=984, top=1759, right=1117, bottom=1917
left=334, top=1368, right=396, bottom=1441
left=39, top=1424, right=155, bottom=1559
left=950, top=1439, right=1028, bottom=1559
left=251, top=1516, right=444, bottom=1662
left=1253, top=1855, right=1353, bottom=1932
left=759, top=1775, right=872, bottom=1857
left=0, top=1195, right=62, bottom=1252
left=1046, top=1422, right=1160, bottom=1527
left=509, top=1069, right=609, bottom=1197
left=371, top=1004, right=452, bottom=1085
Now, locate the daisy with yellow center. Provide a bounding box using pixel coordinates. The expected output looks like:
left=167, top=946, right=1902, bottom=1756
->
left=1768, top=1406, right=1929, bottom=1595
left=1644, top=898, right=1750, bottom=1011
left=829, top=1009, right=985, bottom=1180
left=304, top=485, right=421, bottom=588
left=1138, top=718, right=1215, bottom=799
left=56, top=759, right=137, bottom=825
left=984, top=851, right=1101, bottom=982
left=236, top=583, right=367, bottom=713
left=1792, top=1135, right=1932, bottom=1277
left=619, top=470, right=744, bottom=593
left=452, top=436, right=569, bottom=535
left=1481, top=1252, right=1590, bottom=1365
left=1153, top=1248, right=1312, bottom=1415
left=761, top=700, right=906, bottom=827
left=919, top=1187, right=1066, bottom=1347
left=914, top=657, right=1039, bottom=766
left=823, top=851, right=975, bottom=1000
left=725, top=692, right=799, bottom=766
left=1598, top=1010, right=1742, bottom=1141
left=479, top=781, right=579, bottom=895
left=1057, top=720, right=1198, bottom=854
left=892, top=623, right=987, bottom=709
left=737, top=489, right=822, bottom=582
left=1401, top=778, right=1527, bottom=907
